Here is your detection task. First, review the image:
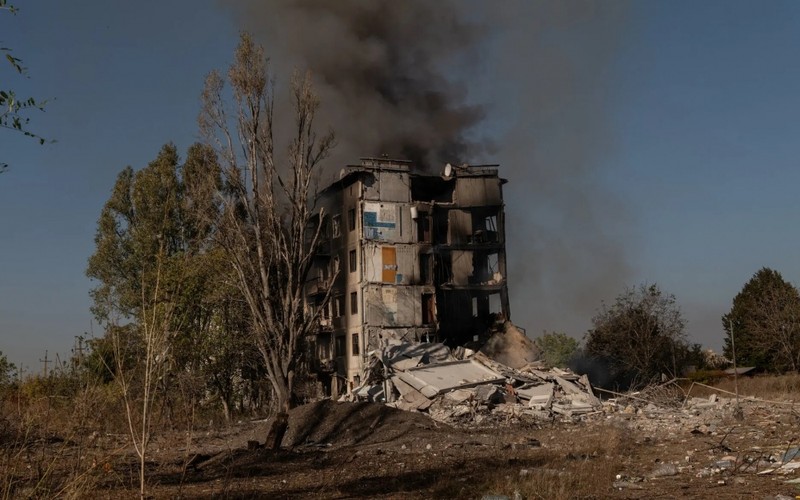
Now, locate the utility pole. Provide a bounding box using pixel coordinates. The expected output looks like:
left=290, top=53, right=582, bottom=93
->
left=72, top=335, right=85, bottom=368
left=39, top=350, right=50, bottom=377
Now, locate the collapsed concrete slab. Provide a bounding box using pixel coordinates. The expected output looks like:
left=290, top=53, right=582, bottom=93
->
left=351, top=336, right=602, bottom=426
left=516, top=383, right=554, bottom=410
left=397, top=359, right=505, bottom=398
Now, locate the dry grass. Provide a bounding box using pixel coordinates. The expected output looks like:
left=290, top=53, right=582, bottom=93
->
left=0, top=381, right=129, bottom=499
left=469, top=425, right=632, bottom=500
left=686, top=373, right=800, bottom=403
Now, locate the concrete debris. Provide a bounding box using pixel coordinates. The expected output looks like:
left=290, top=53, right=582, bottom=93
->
left=602, top=381, right=800, bottom=493
left=351, top=334, right=602, bottom=426
left=397, top=359, right=506, bottom=398
left=649, top=463, right=679, bottom=478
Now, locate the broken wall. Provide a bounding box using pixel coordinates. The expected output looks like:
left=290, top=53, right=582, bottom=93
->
left=363, top=284, right=435, bottom=327
left=453, top=175, right=503, bottom=207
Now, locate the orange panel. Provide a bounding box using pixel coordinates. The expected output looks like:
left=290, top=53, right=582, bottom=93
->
left=382, top=246, right=397, bottom=283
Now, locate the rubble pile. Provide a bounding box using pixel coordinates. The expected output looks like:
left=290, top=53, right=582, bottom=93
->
left=596, top=384, right=800, bottom=492
left=350, top=323, right=602, bottom=426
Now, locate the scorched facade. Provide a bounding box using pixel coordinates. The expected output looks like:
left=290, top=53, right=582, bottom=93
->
left=307, top=158, right=510, bottom=397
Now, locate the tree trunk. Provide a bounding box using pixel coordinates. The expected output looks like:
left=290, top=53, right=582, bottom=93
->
left=264, top=376, right=292, bottom=449
left=265, top=410, right=288, bottom=450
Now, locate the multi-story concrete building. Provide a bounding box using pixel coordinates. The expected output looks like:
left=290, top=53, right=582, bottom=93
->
left=307, top=158, right=510, bottom=397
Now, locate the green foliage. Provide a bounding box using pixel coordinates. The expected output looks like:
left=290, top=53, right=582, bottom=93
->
left=86, top=143, right=266, bottom=418
left=722, top=267, right=800, bottom=372
left=0, top=351, right=16, bottom=387
left=585, top=283, right=688, bottom=388
left=1, top=2, right=50, bottom=172
left=534, top=332, right=578, bottom=368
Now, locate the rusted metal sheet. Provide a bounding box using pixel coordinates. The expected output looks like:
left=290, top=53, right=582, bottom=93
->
left=454, top=177, right=502, bottom=207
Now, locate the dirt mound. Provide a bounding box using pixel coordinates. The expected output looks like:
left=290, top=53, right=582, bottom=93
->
left=283, top=400, right=447, bottom=448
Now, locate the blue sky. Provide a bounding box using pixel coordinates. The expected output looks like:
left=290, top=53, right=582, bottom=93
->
left=3, top=1, right=800, bottom=372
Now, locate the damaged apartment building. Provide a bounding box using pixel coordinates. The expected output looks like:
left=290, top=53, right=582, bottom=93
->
left=307, top=158, right=510, bottom=397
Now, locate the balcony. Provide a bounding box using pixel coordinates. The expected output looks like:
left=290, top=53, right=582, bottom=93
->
left=306, top=276, right=331, bottom=297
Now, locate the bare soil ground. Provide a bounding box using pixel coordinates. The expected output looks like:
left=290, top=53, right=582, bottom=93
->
left=4, top=383, right=800, bottom=499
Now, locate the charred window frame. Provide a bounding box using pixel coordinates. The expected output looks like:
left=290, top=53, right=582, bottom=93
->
left=348, top=208, right=356, bottom=232
left=350, top=291, right=358, bottom=315
left=335, top=335, right=346, bottom=357
left=351, top=333, right=360, bottom=356
left=334, top=295, right=345, bottom=318
left=349, top=249, right=357, bottom=273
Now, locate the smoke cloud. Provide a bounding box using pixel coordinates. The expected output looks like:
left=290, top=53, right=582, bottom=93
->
left=223, top=0, right=489, bottom=169
left=223, top=0, right=635, bottom=339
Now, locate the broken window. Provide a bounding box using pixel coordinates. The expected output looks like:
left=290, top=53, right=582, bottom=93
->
left=420, top=253, right=431, bottom=284
left=352, top=333, right=360, bottom=356
left=411, top=176, right=454, bottom=202
left=349, top=249, right=357, bottom=273
left=489, top=293, right=502, bottom=314
left=334, top=295, right=345, bottom=318
left=322, top=301, right=330, bottom=319
left=332, top=214, right=341, bottom=238
left=417, top=210, right=431, bottom=242
left=422, top=293, right=435, bottom=324
left=335, top=335, right=346, bottom=357
left=318, top=338, right=330, bottom=360
left=348, top=208, right=356, bottom=231
left=350, top=291, right=358, bottom=315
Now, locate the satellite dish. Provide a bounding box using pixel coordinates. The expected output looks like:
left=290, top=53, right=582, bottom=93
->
left=443, top=163, right=453, bottom=179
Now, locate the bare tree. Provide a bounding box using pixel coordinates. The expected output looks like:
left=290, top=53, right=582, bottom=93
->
left=198, top=33, right=335, bottom=447
left=112, top=238, right=180, bottom=499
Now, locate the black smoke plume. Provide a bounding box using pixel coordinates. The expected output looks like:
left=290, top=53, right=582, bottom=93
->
left=223, top=0, right=635, bottom=340
left=223, top=0, right=489, bottom=169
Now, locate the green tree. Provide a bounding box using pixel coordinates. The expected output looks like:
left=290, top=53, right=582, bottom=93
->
left=198, top=33, right=335, bottom=448
left=534, top=331, right=578, bottom=368
left=1, top=1, right=49, bottom=172
left=585, top=283, right=688, bottom=388
left=86, top=143, right=260, bottom=419
left=723, top=267, right=800, bottom=372
left=0, top=350, right=16, bottom=386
